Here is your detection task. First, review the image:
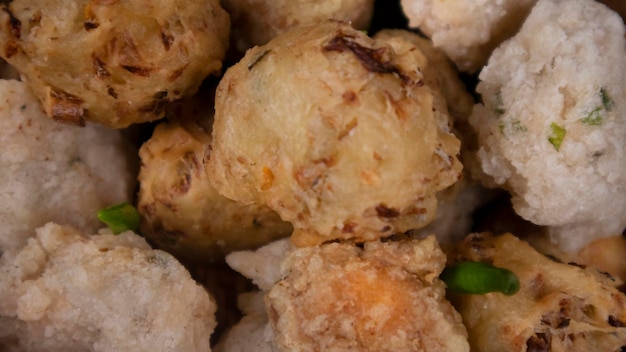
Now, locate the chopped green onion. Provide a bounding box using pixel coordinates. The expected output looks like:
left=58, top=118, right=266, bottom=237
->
left=441, top=261, right=520, bottom=295
left=548, top=123, right=566, bottom=151
left=581, top=107, right=603, bottom=126
left=600, top=87, right=614, bottom=111
left=97, top=202, right=140, bottom=234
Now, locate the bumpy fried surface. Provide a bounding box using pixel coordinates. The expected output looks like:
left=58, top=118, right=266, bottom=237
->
left=0, top=0, right=229, bottom=128
left=400, top=0, right=537, bottom=73
left=0, top=80, right=136, bottom=253
left=222, top=0, right=374, bottom=52
left=209, top=21, right=463, bottom=246
left=266, top=236, right=470, bottom=351
left=468, top=0, right=626, bottom=253
left=0, top=223, right=217, bottom=352
left=138, top=119, right=292, bottom=262
left=449, top=233, right=626, bottom=352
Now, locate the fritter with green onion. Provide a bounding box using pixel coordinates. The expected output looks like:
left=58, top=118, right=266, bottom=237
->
left=448, top=232, right=626, bottom=351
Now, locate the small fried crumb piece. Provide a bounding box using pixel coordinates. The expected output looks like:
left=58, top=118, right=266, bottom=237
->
left=449, top=233, right=626, bottom=352
left=266, top=236, right=469, bottom=351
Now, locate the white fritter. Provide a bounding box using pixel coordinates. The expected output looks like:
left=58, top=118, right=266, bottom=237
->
left=0, top=223, right=217, bottom=352
left=400, top=0, right=537, bottom=72
left=0, top=79, right=136, bottom=253
left=469, top=0, right=626, bottom=252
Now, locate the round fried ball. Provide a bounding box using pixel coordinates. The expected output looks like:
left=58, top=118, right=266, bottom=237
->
left=0, top=0, right=229, bottom=128
left=0, top=223, right=217, bottom=352
left=138, top=119, right=292, bottom=262
left=469, top=0, right=626, bottom=252
left=400, top=0, right=538, bottom=73
left=0, top=80, right=137, bottom=254
left=266, top=237, right=470, bottom=351
left=222, top=0, right=374, bottom=53
left=208, top=21, right=463, bottom=246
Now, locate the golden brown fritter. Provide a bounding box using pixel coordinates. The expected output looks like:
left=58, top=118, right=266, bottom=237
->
left=137, top=119, right=292, bottom=262
left=0, top=0, right=229, bottom=128
left=208, top=21, right=463, bottom=246
left=265, top=236, right=470, bottom=351
left=222, top=0, right=374, bottom=53
left=449, top=233, right=626, bottom=352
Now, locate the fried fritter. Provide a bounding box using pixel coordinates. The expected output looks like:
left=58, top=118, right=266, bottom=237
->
left=0, top=79, right=136, bottom=253
left=208, top=21, right=463, bottom=246
left=266, top=236, right=470, bottom=351
left=0, top=223, right=217, bottom=352
left=138, top=119, right=292, bottom=262
left=400, top=0, right=537, bottom=73
left=0, top=0, right=229, bottom=128
left=448, top=232, right=626, bottom=351
left=469, top=0, right=626, bottom=252
left=219, top=237, right=469, bottom=351
left=222, top=0, right=374, bottom=53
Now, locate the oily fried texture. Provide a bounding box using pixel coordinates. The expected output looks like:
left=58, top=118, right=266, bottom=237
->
left=0, top=223, right=217, bottom=352
left=209, top=21, right=462, bottom=246
left=469, top=0, right=626, bottom=253
left=0, top=0, right=229, bottom=128
left=400, top=0, right=537, bottom=73
left=222, top=0, right=374, bottom=52
left=0, top=80, right=136, bottom=253
left=449, top=233, right=626, bottom=352
left=265, top=236, right=470, bottom=351
left=138, top=119, right=292, bottom=262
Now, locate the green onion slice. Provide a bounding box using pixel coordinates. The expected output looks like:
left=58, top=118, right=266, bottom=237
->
left=441, top=261, right=520, bottom=295
left=97, top=202, right=140, bottom=234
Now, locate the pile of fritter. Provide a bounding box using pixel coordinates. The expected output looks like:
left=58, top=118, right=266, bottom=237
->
left=0, top=0, right=625, bottom=351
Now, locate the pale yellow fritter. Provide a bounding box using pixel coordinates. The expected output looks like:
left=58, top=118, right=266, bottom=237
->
left=222, top=0, right=374, bottom=52
left=0, top=0, right=229, bottom=128
left=138, top=119, right=292, bottom=262
left=449, top=233, right=626, bottom=352
left=208, top=21, right=463, bottom=246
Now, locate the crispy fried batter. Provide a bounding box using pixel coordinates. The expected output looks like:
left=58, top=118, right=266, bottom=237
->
left=222, top=0, right=374, bottom=52
left=449, top=233, right=626, bottom=352
left=0, top=0, right=229, bottom=128
left=265, top=236, right=469, bottom=351
left=138, top=119, right=292, bottom=262
left=208, top=21, right=463, bottom=246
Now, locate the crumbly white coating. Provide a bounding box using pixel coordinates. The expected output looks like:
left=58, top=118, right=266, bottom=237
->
left=225, top=238, right=293, bottom=292
left=0, top=0, right=229, bottom=127
left=217, top=240, right=292, bottom=352
left=469, top=0, right=626, bottom=252
left=0, top=223, right=217, bottom=352
left=400, top=0, right=537, bottom=72
left=0, top=80, right=137, bottom=253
